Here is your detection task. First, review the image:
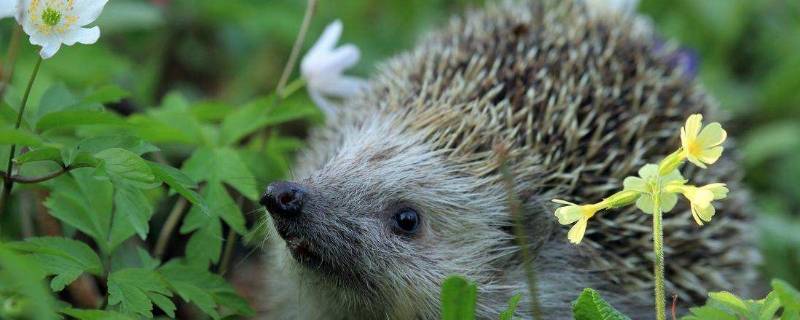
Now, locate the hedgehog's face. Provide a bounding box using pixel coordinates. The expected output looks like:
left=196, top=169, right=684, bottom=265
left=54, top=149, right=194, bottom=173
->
left=261, top=116, right=517, bottom=315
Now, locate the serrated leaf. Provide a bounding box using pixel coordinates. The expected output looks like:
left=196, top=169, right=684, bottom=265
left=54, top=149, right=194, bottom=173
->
left=572, top=288, right=632, bottom=320
left=76, top=135, right=159, bottom=156
left=37, top=110, right=127, bottom=131
left=500, top=294, right=522, bottom=320
left=7, top=237, right=102, bottom=292
left=159, top=261, right=254, bottom=319
left=95, top=148, right=156, bottom=187
left=114, top=183, right=154, bottom=240
left=60, top=308, right=135, bottom=320
left=14, top=147, right=61, bottom=164
left=0, top=128, right=42, bottom=147
left=440, top=275, right=477, bottom=320
left=148, top=161, right=206, bottom=212
left=182, top=147, right=259, bottom=200
left=219, top=95, right=316, bottom=145
left=44, top=170, right=113, bottom=251
left=206, top=182, right=246, bottom=234
left=107, top=268, right=172, bottom=318
left=184, top=218, right=223, bottom=267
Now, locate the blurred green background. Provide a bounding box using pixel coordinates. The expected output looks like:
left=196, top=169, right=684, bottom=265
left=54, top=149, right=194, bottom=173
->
left=1, top=0, right=799, bottom=297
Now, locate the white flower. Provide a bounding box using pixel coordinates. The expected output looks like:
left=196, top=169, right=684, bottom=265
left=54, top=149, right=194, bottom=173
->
left=1, top=0, right=19, bottom=20
left=18, top=0, right=108, bottom=59
left=585, top=0, right=639, bottom=16
left=301, top=20, right=367, bottom=118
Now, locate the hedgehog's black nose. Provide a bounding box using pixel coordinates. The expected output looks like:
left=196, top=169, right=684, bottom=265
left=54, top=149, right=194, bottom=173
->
left=261, top=181, right=306, bottom=218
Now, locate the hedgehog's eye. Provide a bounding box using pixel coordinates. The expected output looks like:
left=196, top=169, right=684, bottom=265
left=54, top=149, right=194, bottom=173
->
left=392, top=208, right=420, bottom=235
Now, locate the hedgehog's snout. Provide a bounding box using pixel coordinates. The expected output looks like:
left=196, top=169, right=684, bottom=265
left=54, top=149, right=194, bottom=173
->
left=261, top=181, right=307, bottom=219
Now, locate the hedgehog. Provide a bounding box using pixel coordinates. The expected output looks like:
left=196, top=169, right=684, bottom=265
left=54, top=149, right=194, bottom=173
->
left=258, top=1, right=758, bottom=318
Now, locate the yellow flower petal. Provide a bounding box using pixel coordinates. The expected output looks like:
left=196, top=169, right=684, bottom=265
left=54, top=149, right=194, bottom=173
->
left=697, top=146, right=724, bottom=165
left=567, top=217, right=588, bottom=244
left=702, top=183, right=729, bottom=200
left=691, top=203, right=715, bottom=226
left=696, top=122, right=727, bottom=147
left=555, top=205, right=583, bottom=225
left=684, top=114, right=703, bottom=139
left=686, top=154, right=707, bottom=169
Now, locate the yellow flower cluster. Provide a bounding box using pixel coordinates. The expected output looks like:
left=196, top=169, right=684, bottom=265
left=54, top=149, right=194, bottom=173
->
left=552, top=114, right=729, bottom=244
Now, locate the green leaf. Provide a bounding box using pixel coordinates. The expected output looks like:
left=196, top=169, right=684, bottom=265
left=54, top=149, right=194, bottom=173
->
left=113, top=183, right=154, bottom=240
left=60, top=308, right=135, bottom=320
left=7, top=237, right=102, bottom=292
left=772, top=279, right=800, bottom=319
left=184, top=218, right=223, bottom=267
left=159, top=261, right=254, bottom=319
left=572, top=288, right=632, bottom=320
left=440, top=275, right=477, bottom=320
left=708, top=292, right=750, bottom=315
left=148, top=161, right=206, bottom=212
left=219, top=95, right=316, bottom=145
left=499, top=294, right=522, bottom=320
left=81, top=85, right=129, bottom=105
left=76, top=135, right=159, bottom=156
left=206, top=181, right=246, bottom=234
left=0, top=128, right=42, bottom=147
left=36, top=110, right=127, bottom=131
left=107, top=268, right=173, bottom=318
left=14, top=147, right=61, bottom=165
left=37, top=83, right=80, bottom=119
left=44, top=170, right=113, bottom=251
left=95, top=148, right=156, bottom=188
left=182, top=147, right=260, bottom=200
left=0, top=245, right=58, bottom=320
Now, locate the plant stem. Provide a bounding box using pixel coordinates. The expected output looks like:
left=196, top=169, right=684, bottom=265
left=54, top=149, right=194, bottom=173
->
left=0, top=57, right=43, bottom=220
left=0, top=26, right=21, bottom=99
left=275, top=0, right=317, bottom=98
left=497, top=145, right=543, bottom=319
left=219, top=227, right=237, bottom=275
left=154, top=197, right=188, bottom=259
left=652, top=191, right=666, bottom=320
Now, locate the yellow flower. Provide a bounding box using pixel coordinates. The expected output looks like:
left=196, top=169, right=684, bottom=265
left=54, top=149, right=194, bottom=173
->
left=552, top=199, right=605, bottom=244
left=680, top=114, right=727, bottom=168
left=623, top=164, right=684, bottom=214
left=665, top=183, right=728, bottom=226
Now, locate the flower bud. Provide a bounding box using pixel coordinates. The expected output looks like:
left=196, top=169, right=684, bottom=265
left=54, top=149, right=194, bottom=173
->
left=658, top=150, right=684, bottom=176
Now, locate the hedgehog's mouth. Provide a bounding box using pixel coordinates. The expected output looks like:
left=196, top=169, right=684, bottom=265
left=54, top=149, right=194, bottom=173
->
left=283, top=235, right=323, bottom=268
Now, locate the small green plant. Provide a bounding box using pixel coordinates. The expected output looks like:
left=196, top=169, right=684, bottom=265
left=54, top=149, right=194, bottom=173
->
left=551, top=114, right=729, bottom=320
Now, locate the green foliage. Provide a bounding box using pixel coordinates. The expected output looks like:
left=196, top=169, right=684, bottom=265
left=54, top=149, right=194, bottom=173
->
left=682, top=280, right=800, bottom=320
left=572, top=288, right=632, bottom=320
left=0, top=68, right=308, bottom=317
left=499, top=294, right=522, bottom=320
left=8, top=237, right=102, bottom=291
left=440, top=275, right=477, bottom=320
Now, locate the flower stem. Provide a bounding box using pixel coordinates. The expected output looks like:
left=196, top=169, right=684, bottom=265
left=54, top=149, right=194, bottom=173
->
left=0, top=57, right=43, bottom=222
left=278, top=78, right=306, bottom=100
left=154, top=197, right=188, bottom=259
left=276, top=0, right=317, bottom=97
left=652, top=190, right=666, bottom=320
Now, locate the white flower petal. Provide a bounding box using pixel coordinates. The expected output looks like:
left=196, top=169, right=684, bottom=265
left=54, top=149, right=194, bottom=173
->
left=0, top=0, right=16, bottom=19
left=310, top=20, right=342, bottom=55
left=314, top=44, right=360, bottom=74
left=72, top=0, right=109, bottom=26
left=39, top=40, right=62, bottom=59
left=62, top=26, right=100, bottom=45
left=314, top=75, right=367, bottom=98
